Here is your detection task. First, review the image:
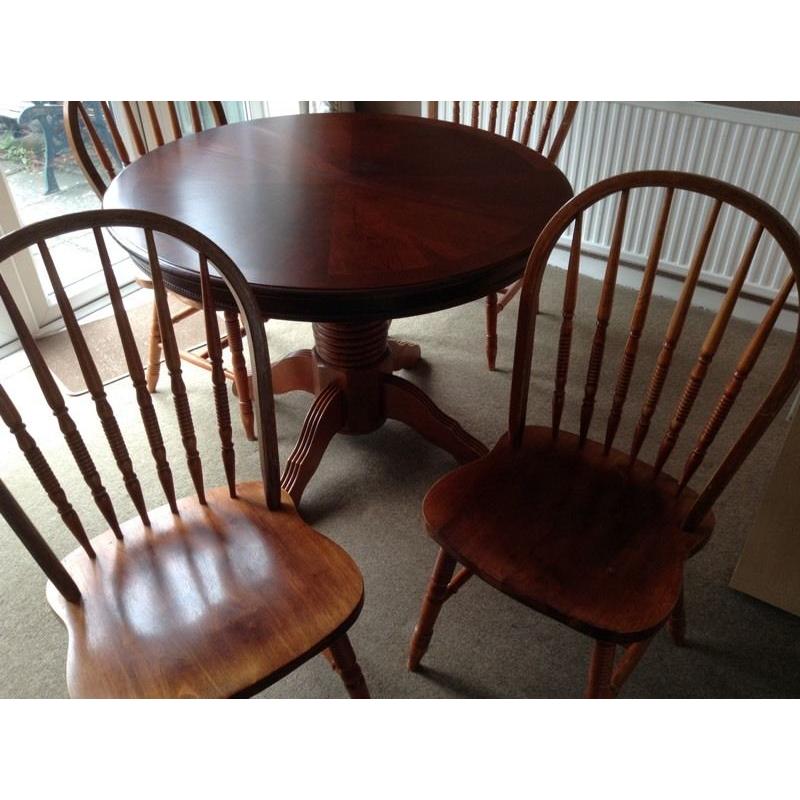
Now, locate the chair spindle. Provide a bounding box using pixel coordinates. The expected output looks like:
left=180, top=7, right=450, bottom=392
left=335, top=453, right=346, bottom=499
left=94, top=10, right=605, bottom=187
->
left=488, top=101, right=498, bottom=134
left=99, top=101, right=130, bottom=166
left=0, top=385, right=94, bottom=557
left=547, top=102, right=579, bottom=162
left=189, top=102, right=203, bottom=133
left=0, top=276, right=122, bottom=538
left=579, top=189, right=630, bottom=446
left=37, top=240, right=150, bottom=526
left=470, top=101, right=480, bottom=128
left=145, top=101, right=165, bottom=147
left=535, top=101, right=557, bottom=153
left=505, top=101, right=519, bottom=139
left=199, top=254, right=237, bottom=497
left=167, top=102, right=182, bottom=140
left=145, top=229, right=206, bottom=503
left=77, top=102, right=116, bottom=182
left=122, top=101, right=147, bottom=157
left=629, top=198, right=723, bottom=463
left=604, top=188, right=674, bottom=454
left=520, top=101, right=537, bottom=147
left=93, top=228, right=179, bottom=513
left=0, top=478, right=82, bottom=603
left=552, top=214, right=583, bottom=438
left=680, top=272, right=796, bottom=489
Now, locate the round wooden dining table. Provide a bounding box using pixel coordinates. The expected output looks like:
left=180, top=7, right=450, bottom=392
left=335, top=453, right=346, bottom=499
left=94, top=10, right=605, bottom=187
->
left=104, top=112, right=573, bottom=505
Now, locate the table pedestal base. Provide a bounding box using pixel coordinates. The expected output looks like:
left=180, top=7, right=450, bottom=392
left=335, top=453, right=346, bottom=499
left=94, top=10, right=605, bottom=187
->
left=270, top=321, right=488, bottom=507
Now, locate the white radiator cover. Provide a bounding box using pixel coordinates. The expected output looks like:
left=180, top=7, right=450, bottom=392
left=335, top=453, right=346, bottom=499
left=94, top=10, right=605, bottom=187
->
left=443, top=101, right=800, bottom=325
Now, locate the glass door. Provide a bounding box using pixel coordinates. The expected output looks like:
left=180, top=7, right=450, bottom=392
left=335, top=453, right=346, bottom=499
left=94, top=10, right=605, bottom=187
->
left=0, top=100, right=129, bottom=338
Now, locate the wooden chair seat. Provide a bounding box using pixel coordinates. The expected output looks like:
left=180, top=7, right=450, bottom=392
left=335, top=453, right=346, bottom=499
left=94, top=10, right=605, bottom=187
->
left=46, top=482, right=363, bottom=698
left=423, top=426, right=714, bottom=643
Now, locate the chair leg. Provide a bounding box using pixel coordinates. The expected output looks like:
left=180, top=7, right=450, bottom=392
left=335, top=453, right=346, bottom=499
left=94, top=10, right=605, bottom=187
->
left=322, top=647, right=340, bottom=673
left=408, top=548, right=458, bottom=671
left=224, top=311, right=256, bottom=441
left=327, top=634, right=370, bottom=698
left=668, top=586, right=686, bottom=646
left=145, top=301, right=163, bottom=393
left=585, top=641, right=616, bottom=698
left=609, top=637, right=654, bottom=697
left=485, top=292, right=498, bottom=371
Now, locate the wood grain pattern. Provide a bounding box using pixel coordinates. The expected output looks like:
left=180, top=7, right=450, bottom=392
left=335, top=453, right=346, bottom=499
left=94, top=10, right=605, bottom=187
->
left=46, top=483, right=364, bottom=698
left=0, top=208, right=367, bottom=698
left=413, top=171, right=800, bottom=696
left=422, top=428, right=714, bottom=643
left=103, top=112, right=573, bottom=322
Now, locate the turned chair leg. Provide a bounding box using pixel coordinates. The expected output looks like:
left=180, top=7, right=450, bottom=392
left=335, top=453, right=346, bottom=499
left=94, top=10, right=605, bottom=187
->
left=668, top=586, right=686, bottom=646
left=224, top=311, right=256, bottom=441
left=146, top=301, right=163, bottom=393
left=408, top=548, right=458, bottom=671
left=485, top=292, right=498, bottom=371
left=327, top=634, right=370, bottom=698
left=585, top=641, right=616, bottom=698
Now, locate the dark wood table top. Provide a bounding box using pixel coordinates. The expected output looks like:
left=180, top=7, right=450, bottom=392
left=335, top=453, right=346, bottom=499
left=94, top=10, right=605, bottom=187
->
left=104, top=112, right=573, bottom=322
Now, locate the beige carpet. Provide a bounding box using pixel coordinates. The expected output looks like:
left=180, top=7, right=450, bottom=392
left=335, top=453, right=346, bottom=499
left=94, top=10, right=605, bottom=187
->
left=1, top=268, right=799, bottom=698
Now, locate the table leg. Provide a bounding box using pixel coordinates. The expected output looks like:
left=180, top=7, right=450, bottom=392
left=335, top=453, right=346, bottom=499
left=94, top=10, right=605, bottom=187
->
left=271, top=348, right=316, bottom=395
left=279, top=319, right=486, bottom=507
left=267, top=334, right=417, bottom=397
left=281, top=383, right=346, bottom=505
left=388, top=338, right=422, bottom=371
left=381, top=373, right=488, bottom=462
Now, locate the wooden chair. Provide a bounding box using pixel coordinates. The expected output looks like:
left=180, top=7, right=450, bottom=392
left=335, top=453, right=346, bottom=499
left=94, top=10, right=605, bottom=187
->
left=64, top=101, right=257, bottom=441
left=407, top=170, right=800, bottom=697
left=0, top=208, right=368, bottom=698
left=427, top=101, right=578, bottom=370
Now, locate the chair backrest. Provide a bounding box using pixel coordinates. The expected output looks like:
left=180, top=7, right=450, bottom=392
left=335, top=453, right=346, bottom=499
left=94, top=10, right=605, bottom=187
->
left=64, top=101, right=227, bottom=197
left=0, top=208, right=281, bottom=600
left=427, top=100, right=578, bottom=162
left=507, top=170, right=800, bottom=531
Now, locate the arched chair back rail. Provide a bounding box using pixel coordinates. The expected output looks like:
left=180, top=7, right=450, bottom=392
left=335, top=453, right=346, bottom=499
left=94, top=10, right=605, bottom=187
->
left=408, top=170, right=800, bottom=697
left=0, top=209, right=368, bottom=699
left=64, top=101, right=227, bottom=197
left=426, top=100, right=579, bottom=370
left=63, top=101, right=256, bottom=442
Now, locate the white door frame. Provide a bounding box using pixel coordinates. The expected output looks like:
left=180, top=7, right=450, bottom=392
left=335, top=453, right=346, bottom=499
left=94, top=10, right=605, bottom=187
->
left=0, top=170, right=50, bottom=345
